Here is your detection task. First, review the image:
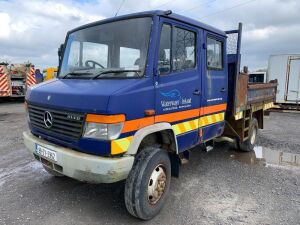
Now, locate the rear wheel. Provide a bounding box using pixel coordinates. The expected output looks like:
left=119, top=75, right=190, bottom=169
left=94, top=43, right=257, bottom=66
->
left=124, top=147, right=171, bottom=220
left=237, top=118, right=258, bottom=152
left=43, top=165, right=64, bottom=177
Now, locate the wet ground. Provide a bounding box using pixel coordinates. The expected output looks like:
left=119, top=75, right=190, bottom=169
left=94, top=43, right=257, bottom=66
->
left=0, top=102, right=299, bottom=225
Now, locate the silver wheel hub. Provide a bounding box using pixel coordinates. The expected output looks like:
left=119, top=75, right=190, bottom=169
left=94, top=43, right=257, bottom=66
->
left=250, top=126, right=257, bottom=145
left=148, top=164, right=167, bottom=205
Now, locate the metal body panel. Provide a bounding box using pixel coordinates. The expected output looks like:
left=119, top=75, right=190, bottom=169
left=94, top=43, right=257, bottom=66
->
left=267, top=54, right=300, bottom=104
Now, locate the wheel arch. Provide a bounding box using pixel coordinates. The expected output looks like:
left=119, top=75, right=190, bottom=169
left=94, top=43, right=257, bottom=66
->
left=125, top=122, right=178, bottom=155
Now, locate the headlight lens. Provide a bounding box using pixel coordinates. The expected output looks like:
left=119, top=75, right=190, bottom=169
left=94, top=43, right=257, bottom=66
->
left=83, top=122, right=124, bottom=140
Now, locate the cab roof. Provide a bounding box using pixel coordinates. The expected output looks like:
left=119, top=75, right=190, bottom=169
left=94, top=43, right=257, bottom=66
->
left=69, top=10, right=226, bottom=37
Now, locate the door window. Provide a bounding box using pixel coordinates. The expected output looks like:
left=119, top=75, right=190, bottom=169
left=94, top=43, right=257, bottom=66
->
left=157, top=24, right=196, bottom=75
left=158, top=24, right=171, bottom=75
left=173, top=27, right=196, bottom=72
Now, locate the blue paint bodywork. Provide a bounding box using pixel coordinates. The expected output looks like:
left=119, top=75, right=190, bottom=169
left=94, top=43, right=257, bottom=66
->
left=26, top=11, right=231, bottom=156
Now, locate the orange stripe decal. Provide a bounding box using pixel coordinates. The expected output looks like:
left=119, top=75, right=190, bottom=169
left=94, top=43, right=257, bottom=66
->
left=86, top=114, right=125, bottom=124
left=202, top=103, right=227, bottom=115
left=85, top=104, right=226, bottom=134
left=120, top=103, right=226, bottom=133
left=122, top=117, right=154, bottom=133
left=155, top=108, right=199, bottom=123
left=155, top=103, right=226, bottom=123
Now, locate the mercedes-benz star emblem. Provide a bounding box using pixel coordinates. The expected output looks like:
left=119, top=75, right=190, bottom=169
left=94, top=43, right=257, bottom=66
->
left=43, top=111, right=53, bottom=128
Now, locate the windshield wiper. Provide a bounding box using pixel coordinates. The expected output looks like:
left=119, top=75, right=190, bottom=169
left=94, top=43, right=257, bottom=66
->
left=91, top=69, right=141, bottom=79
left=61, top=71, right=93, bottom=79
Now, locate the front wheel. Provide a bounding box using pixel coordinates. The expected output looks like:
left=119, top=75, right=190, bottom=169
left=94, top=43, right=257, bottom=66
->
left=237, top=118, right=258, bottom=152
left=124, top=147, right=171, bottom=220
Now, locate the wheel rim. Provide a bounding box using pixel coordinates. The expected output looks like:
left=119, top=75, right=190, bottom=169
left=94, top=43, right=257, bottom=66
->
left=250, top=126, right=257, bottom=145
left=148, top=164, right=167, bottom=205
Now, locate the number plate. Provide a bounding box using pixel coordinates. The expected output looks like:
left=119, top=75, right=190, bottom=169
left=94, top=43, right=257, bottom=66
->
left=35, top=144, right=57, bottom=162
left=11, top=81, right=24, bottom=86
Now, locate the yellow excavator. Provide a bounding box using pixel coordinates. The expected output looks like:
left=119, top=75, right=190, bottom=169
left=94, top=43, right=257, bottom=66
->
left=43, top=67, right=57, bottom=81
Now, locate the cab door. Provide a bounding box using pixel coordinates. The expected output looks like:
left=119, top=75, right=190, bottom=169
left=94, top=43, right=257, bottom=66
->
left=154, top=18, right=202, bottom=152
left=200, top=31, right=227, bottom=141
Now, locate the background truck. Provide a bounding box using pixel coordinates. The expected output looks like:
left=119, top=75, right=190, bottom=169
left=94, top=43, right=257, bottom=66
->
left=0, top=62, right=36, bottom=98
left=23, top=10, right=277, bottom=220
left=267, top=54, right=300, bottom=109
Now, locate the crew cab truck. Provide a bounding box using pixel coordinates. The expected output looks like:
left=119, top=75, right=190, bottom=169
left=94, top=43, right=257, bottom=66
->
left=23, top=10, right=277, bottom=220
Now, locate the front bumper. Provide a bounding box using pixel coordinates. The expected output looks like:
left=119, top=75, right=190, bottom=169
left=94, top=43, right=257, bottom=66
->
left=23, top=131, right=134, bottom=183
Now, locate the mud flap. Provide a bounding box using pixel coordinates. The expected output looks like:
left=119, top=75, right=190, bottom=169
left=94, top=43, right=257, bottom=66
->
left=168, top=153, right=180, bottom=178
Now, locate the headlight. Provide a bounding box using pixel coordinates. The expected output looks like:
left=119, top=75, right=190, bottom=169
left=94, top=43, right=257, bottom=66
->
left=83, top=114, right=125, bottom=140
left=83, top=122, right=124, bottom=140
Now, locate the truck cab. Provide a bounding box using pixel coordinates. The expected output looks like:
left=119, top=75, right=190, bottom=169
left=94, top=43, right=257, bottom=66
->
left=23, top=10, right=276, bottom=220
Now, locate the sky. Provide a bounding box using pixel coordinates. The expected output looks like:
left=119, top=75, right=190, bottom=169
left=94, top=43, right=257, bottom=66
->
left=0, top=0, right=299, bottom=71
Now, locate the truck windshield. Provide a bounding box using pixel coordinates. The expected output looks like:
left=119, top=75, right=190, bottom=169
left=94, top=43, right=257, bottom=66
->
left=59, top=17, right=152, bottom=79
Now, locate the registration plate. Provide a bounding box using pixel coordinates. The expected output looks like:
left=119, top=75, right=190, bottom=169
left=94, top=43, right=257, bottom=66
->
left=11, top=81, right=24, bottom=86
left=35, top=144, right=57, bottom=162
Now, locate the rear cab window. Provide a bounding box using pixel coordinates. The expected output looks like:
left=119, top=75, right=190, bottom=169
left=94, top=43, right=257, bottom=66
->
left=207, top=37, right=223, bottom=70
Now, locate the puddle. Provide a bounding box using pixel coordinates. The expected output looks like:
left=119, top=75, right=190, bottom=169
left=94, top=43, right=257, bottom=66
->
left=229, top=146, right=300, bottom=168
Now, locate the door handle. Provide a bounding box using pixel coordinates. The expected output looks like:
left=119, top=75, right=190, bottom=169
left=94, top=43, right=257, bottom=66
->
left=193, top=89, right=201, bottom=95
left=220, top=88, right=226, bottom=92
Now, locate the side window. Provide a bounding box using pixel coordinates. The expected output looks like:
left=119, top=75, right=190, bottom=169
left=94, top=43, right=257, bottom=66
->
left=158, top=24, right=171, bottom=75
left=207, top=37, right=223, bottom=70
left=173, top=27, right=196, bottom=72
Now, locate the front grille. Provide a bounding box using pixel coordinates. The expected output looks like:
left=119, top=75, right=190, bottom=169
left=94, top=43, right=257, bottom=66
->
left=28, top=104, right=85, bottom=139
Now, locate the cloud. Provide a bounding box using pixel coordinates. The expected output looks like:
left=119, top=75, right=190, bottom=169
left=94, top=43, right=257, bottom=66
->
left=0, top=13, right=11, bottom=39
left=0, top=0, right=299, bottom=71
left=0, top=0, right=105, bottom=68
left=244, top=26, right=277, bottom=41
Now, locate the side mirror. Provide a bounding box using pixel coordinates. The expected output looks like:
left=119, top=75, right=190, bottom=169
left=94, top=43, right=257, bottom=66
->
left=58, top=44, right=63, bottom=65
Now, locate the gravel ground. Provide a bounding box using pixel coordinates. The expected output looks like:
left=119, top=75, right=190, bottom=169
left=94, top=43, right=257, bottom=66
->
left=0, top=102, right=299, bottom=225
left=257, top=112, right=300, bottom=154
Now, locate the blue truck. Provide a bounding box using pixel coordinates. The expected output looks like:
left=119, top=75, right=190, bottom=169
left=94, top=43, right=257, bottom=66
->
left=23, top=10, right=277, bottom=220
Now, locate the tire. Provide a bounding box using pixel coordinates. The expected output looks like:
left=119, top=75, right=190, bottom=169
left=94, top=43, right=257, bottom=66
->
left=43, top=165, right=64, bottom=177
left=124, top=147, right=171, bottom=220
left=237, top=117, right=258, bottom=152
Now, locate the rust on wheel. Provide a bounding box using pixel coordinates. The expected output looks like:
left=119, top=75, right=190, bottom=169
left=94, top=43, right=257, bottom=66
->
left=147, top=164, right=167, bottom=205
